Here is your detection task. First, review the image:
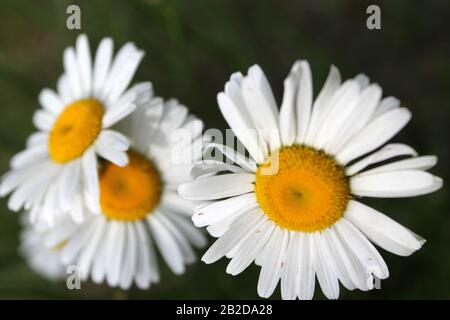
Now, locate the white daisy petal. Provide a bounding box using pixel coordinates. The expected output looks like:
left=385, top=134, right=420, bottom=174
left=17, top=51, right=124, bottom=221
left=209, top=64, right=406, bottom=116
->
left=97, top=130, right=130, bottom=152
left=346, top=143, right=417, bottom=176
left=75, top=34, right=92, bottom=97
left=312, top=232, right=340, bottom=299
left=148, top=214, right=185, bottom=275
left=304, top=65, right=341, bottom=145
left=134, top=221, right=153, bottom=289
left=119, top=223, right=137, bottom=289
left=190, top=160, right=246, bottom=179
left=203, top=143, right=257, bottom=173
left=336, top=107, right=411, bottom=165
left=257, top=227, right=288, bottom=298
left=335, top=218, right=389, bottom=279
left=372, top=96, right=400, bottom=118
left=57, top=74, right=73, bottom=104
left=10, top=145, right=48, bottom=169
left=32, top=110, right=54, bottom=132
left=280, top=232, right=300, bottom=300
left=160, top=191, right=198, bottom=217
left=63, top=47, right=82, bottom=99
left=94, top=138, right=129, bottom=167
left=192, top=192, right=257, bottom=227
left=93, top=37, right=113, bottom=95
left=38, top=88, right=64, bottom=115
left=227, top=219, right=274, bottom=276
left=102, top=102, right=137, bottom=128
left=313, top=80, right=360, bottom=150
left=279, top=69, right=298, bottom=146
left=218, top=84, right=266, bottom=163
left=178, top=173, right=255, bottom=201
left=202, top=209, right=264, bottom=264
left=326, top=84, right=382, bottom=155
left=292, top=60, right=313, bottom=144
left=351, top=170, right=443, bottom=198
left=345, top=200, right=425, bottom=256
left=357, top=155, right=438, bottom=176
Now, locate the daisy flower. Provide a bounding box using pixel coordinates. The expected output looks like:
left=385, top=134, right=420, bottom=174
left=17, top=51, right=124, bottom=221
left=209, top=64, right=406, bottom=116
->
left=20, top=218, right=65, bottom=281
left=0, top=34, right=151, bottom=224
left=178, top=61, right=443, bottom=299
left=41, top=96, right=207, bottom=289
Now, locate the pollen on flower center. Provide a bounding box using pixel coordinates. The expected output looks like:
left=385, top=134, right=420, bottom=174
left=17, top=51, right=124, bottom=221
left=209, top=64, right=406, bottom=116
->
left=254, top=145, right=350, bottom=232
left=48, top=98, right=104, bottom=163
left=100, top=150, right=162, bottom=221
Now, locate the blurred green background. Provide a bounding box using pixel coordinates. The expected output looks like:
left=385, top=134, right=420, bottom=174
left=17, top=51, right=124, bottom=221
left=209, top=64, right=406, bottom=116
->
left=0, top=0, right=449, bottom=299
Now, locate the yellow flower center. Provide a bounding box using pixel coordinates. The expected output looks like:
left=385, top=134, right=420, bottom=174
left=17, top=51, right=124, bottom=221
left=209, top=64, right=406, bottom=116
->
left=254, top=145, right=350, bottom=232
left=100, top=150, right=162, bottom=221
left=48, top=99, right=104, bottom=163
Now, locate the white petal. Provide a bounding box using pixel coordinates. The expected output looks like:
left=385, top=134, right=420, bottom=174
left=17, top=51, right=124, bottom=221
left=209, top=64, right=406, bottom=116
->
left=94, top=139, right=128, bottom=167
left=78, top=217, right=106, bottom=281
left=292, top=61, right=313, bottom=144
left=190, top=160, right=246, bottom=180
left=226, top=219, right=274, bottom=276
left=63, top=47, right=82, bottom=99
left=242, top=65, right=281, bottom=152
left=351, top=170, right=442, bottom=198
left=357, top=155, right=438, bottom=176
left=102, top=102, right=137, bottom=128
left=313, top=80, right=360, bottom=150
left=148, top=215, right=185, bottom=275
left=296, top=233, right=315, bottom=299
left=76, top=34, right=92, bottom=97
left=119, top=223, right=137, bottom=289
left=81, top=147, right=100, bottom=213
left=107, top=50, right=144, bottom=103
left=178, top=173, right=255, bottom=201
left=202, top=209, right=263, bottom=264
left=192, top=192, right=257, bottom=227
left=336, top=107, right=411, bottom=165
left=203, top=143, right=257, bottom=172
left=346, top=143, right=417, bottom=176
left=160, top=191, right=198, bottom=217
left=335, top=218, right=389, bottom=279
left=345, top=200, right=425, bottom=256
left=279, top=69, right=297, bottom=146
left=372, top=96, right=400, bottom=118
left=257, top=227, right=288, bottom=298
left=38, top=88, right=64, bottom=115
left=33, top=110, right=54, bottom=132
left=327, top=84, right=382, bottom=155
left=97, top=130, right=130, bottom=152
left=57, top=74, right=73, bottom=104
left=134, top=221, right=153, bottom=289
left=312, top=232, right=339, bottom=299
left=106, top=222, right=126, bottom=287
left=10, top=146, right=48, bottom=169
left=164, top=211, right=207, bottom=248
left=304, top=65, right=341, bottom=145
left=93, top=37, right=113, bottom=95
left=280, top=232, right=300, bottom=300
left=58, top=161, right=80, bottom=212
left=217, top=92, right=266, bottom=163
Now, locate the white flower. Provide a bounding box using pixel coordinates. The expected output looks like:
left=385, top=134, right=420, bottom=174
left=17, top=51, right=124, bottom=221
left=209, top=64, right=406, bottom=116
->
left=41, top=96, right=206, bottom=289
left=0, top=34, right=151, bottom=225
left=20, top=217, right=65, bottom=281
left=178, top=61, right=443, bottom=299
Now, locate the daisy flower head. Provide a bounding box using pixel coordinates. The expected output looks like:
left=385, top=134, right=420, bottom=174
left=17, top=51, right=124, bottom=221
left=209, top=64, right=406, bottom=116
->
left=178, top=61, right=443, bottom=299
left=0, top=34, right=151, bottom=225
left=41, top=96, right=207, bottom=289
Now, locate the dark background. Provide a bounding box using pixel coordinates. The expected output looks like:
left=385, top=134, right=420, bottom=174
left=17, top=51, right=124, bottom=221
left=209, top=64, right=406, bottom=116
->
left=0, top=0, right=448, bottom=299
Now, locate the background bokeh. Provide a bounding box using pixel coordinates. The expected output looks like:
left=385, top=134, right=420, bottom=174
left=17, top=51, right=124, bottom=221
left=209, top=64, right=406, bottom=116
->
left=0, top=0, right=449, bottom=299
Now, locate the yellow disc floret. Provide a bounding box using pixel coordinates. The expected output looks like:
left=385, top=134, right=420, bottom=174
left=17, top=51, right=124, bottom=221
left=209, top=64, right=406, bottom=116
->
left=100, top=150, right=162, bottom=221
left=254, top=145, right=350, bottom=232
left=48, top=98, right=104, bottom=163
